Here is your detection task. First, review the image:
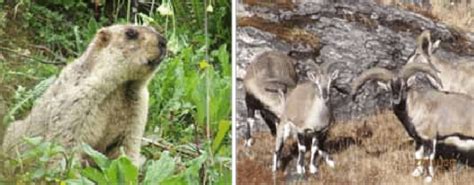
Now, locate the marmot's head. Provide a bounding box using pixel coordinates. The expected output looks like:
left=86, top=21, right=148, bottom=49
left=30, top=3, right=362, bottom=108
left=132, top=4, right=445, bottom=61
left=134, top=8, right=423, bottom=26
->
left=87, top=24, right=167, bottom=81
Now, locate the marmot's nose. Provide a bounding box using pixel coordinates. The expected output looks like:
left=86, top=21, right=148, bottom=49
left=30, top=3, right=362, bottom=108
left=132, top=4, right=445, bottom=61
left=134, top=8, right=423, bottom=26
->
left=158, top=35, right=167, bottom=49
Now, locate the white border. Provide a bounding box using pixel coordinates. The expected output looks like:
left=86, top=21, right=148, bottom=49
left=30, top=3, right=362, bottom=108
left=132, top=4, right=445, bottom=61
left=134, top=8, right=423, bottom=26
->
left=231, top=0, right=237, bottom=184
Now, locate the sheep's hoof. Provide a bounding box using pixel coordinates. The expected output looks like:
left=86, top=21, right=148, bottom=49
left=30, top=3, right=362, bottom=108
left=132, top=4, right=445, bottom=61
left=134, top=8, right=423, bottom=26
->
left=244, top=138, right=253, bottom=147
left=424, top=176, right=433, bottom=183
left=296, top=165, right=305, bottom=174
left=326, top=159, right=335, bottom=168
left=309, top=165, right=318, bottom=174
left=411, top=167, right=424, bottom=177
left=272, top=154, right=280, bottom=172
left=272, top=163, right=278, bottom=173
left=272, top=163, right=277, bottom=172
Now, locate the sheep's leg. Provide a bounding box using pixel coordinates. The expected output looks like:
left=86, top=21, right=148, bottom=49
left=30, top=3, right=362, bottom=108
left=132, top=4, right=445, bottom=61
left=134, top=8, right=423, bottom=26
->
left=309, top=135, right=319, bottom=174
left=261, top=109, right=278, bottom=137
left=272, top=131, right=284, bottom=172
left=244, top=98, right=256, bottom=147
left=316, top=134, right=335, bottom=168
left=411, top=142, right=425, bottom=177
left=424, top=139, right=437, bottom=183
left=296, top=132, right=306, bottom=174
left=318, top=150, right=335, bottom=168
left=244, top=117, right=255, bottom=147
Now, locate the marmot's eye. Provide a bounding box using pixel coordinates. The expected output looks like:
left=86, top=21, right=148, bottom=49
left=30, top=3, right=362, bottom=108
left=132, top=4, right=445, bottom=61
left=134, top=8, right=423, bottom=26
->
left=125, top=28, right=139, bottom=40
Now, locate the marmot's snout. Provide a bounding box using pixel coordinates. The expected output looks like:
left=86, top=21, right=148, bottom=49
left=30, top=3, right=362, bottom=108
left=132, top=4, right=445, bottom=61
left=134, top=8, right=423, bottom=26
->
left=158, top=35, right=167, bottom=49
left=157, top=34, right=167, bottom=61
left=148, top=34, right=167, bottom=67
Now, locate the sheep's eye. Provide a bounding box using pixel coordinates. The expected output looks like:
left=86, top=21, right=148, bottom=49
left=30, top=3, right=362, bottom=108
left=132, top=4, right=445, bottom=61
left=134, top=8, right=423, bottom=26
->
left=125, top=28, right=139, bottom=40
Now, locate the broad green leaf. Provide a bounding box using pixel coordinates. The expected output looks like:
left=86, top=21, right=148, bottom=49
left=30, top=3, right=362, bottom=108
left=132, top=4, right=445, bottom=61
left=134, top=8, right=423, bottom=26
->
left=184, top=153, right=207, bottom=184
left=212, top=120, right=230, bottom=154
left=160, top=174, right=187, bottom=185
left=65, top=177, right=95, bottom=185
left=82, top=144, right=109, bottom=171
left=159, top=152, right=207, bottom=185
left=81, top=167, right=107, bottom=185
left=216, top=44, right=230, bottom=77
left=143, top=151, right=176, bottom=185
left=105, top=156, right=138, bottom=185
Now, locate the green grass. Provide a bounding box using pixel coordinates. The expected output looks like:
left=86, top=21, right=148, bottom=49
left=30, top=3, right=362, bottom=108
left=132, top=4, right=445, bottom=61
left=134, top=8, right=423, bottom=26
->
left=0, top=0, right=231, bottom=184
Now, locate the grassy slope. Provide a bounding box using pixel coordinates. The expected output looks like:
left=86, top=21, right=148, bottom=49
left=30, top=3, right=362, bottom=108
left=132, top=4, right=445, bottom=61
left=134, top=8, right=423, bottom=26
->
left=237, top=111, right=474, bottom=184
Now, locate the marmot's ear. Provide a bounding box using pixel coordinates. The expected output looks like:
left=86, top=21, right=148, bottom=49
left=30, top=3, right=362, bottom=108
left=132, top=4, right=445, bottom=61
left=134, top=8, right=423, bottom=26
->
left=95, top=28, right=111, bottom=48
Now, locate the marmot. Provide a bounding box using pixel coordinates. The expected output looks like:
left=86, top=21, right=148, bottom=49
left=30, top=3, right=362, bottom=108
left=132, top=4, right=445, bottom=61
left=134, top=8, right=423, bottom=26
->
left=2, top=24, right=167, bottom=167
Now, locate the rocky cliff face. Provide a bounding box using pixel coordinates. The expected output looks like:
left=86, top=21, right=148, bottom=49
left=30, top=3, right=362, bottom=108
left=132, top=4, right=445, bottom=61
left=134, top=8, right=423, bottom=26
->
left=236, top=1, right=474, bottom=136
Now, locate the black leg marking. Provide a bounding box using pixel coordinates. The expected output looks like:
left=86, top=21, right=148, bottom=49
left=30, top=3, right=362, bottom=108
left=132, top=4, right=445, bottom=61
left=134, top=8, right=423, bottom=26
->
left=296, top=133, right=306, bottom=174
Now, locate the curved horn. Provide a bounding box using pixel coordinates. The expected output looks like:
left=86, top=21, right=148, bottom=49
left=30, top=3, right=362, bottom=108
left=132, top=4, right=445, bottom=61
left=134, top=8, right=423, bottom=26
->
left=351, top=68, right=395, bottom=97
left=400, top=63, right=443, bottom=88
left=415, top=30, right=441, bottom=72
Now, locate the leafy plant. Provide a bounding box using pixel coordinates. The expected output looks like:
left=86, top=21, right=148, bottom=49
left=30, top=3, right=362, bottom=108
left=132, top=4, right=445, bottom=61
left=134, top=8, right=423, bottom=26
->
left=0, top=0, right=231, bottom=184
left=0, top=137, right=78, bottom=183
left=3, top=76, right=56, bottom=124
left=143, top=151, right=176, bottom=184
left=81, top=144, right=138, bottom=185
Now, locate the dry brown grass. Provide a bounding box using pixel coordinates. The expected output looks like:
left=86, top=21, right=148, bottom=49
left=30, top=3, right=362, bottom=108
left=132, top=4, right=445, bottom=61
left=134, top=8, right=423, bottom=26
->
left=378, top=0, right=473, bottom=32
left=237, top=110, right=474, bottom=184
left=430, top=2, right=473, bottom=32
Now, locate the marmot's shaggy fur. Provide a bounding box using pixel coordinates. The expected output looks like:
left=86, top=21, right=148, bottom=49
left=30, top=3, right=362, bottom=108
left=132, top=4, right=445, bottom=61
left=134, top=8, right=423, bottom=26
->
left=2, top=25, right=167, bottom=166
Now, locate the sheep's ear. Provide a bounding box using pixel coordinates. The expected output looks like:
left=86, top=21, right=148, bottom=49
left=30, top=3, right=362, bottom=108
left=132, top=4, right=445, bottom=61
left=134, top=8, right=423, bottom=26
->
left=277, top=89, right=286, bottom=105
left=308, top=71, right=317, bottom=82
left=330, top=70, right=340, bottom=80
left=431, top=40, right=441, bottom=54
left=376, top=81, right=390, bottom=91
left=407, top=76, right=417, bottom=88
left=426, top=75, right=443, bottom=90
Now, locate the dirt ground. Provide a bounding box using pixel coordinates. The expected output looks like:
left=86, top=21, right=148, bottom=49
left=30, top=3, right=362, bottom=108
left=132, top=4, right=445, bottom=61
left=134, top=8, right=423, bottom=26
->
left=236, top=111, right=474, bottom=185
